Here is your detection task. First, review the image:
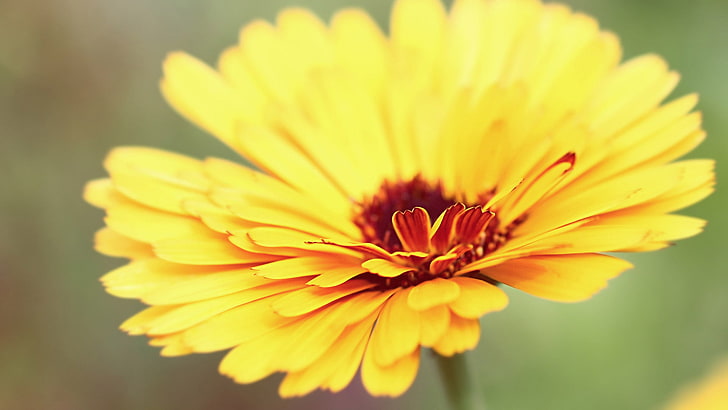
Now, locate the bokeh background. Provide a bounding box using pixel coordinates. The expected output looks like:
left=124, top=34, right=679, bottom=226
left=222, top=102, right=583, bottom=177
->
left=1, top=0, right=726, bottom=409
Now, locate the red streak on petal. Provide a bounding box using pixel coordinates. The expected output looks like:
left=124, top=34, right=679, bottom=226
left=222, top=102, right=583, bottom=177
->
left=430, top=203, right=466, bottom=253
left=392, top=207, right=431, bottom=253
left=455, top=206, right=495, bottom=244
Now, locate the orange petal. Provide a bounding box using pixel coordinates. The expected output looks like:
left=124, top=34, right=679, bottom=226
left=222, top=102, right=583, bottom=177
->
left=392, top=207, right=431, bottom=252
left=454, top=206, right=494, bottom=244
left=430, top=203, right=466, bottom=253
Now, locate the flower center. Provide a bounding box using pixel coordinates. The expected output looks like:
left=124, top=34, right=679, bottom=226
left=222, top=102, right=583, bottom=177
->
left=353, top=176, right=522, bottom=288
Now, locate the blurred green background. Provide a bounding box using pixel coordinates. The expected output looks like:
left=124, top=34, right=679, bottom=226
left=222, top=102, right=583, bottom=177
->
left=1, top=0, right=726, bottom=409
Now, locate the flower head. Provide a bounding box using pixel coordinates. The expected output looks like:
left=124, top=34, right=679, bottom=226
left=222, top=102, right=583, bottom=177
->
left=85, top=0, right=714, bottom=397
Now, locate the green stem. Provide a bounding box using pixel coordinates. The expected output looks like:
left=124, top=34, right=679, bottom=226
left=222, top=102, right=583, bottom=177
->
left=435, top=352, right=487, bottom=410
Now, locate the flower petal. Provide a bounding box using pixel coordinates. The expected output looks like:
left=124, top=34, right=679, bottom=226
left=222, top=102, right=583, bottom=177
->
left=94, top=228, right=153, bottom=259
left=369, top=289, right=419, bottom=367
left=407, top=278, right=461, bottom=311
left=418, top=305, right=450, bottom=347
left=153, top=233, right=274, bottom=265
left=272, top=280, right=375, bottom=317
left=361, top=258, right=414, bottom=278
left=279, top=314, right=376, bottom=397
left=449, top=277, right=509, bottom=319
left=432, top=313, right=481, bottom=357
left=483, top=253, right=633, bottom=302
left=361, top=345, right=420, bottom=398
left=253, top=255, right=361, bottom=280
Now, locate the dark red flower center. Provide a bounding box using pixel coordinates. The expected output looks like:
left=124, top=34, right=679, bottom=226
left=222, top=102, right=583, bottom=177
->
left=353, top=176, right=523, bottom=288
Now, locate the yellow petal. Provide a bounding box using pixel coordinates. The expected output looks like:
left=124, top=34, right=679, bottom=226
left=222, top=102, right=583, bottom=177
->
left=181, top=293, right=297, bottom=353
left=361, top=345, right=420, bottom=398
left=215, top=46, right=267, bottom=122
left=432, top=313, right=481, bottom=357
left=242, top=225, right=316, bottom=246
left=418, top=305, right=450, bottom=347
left=391, top=0, right=446, bottom=76
left=94, top=227, right=153, bottom=259
left=149, top=333, right=193, bottom=357
left=120, top=305, right=177, bottom=335
left=161, top=52, right=251, bottom=152
left=326, top=290, right=398, bottom=326
left=253, top=255, right=360, bottom=280
left=498, top=152, right=575, bottom=226
left=583, top=54, right=678, bottom=139
left=204, top=157, right=359, bottom=238
left=141, top=268, right=267, bottom=305
left=101, top=259, right=211, bottom=300
left=218, top=321, right=294, bottom=384
left=153, top=233, right=274, bottom=265
left=361, top=258, right=414, bottom=278
left=104, top=146, right=208, bottom=214
left=105, top=199, right=211, bottom=244
left=627, top=159, right=715, bottom=215
left=369, top=289, right=419, bottom=367
left=225, top=200, right=350, bottom=240
left=519, top=162, right=687, bottom=236
left=83, top=178, right=121, bottom=208
left=306, top=265, right=367, bottom=287
left=182, top=199, right=254, bottom=234
left=271, top=313, right=348, bottom=374
left=145, top=280, right=306, bottom=337
left=483, top=254, right=633, bottom=302
left=272, top=280, right=374, bottom=317
left=331, top=8, right=387, bottom=92
left=279, top=314, right=376, bottom=397
left=586, top=212, right=706, bottom=248
left=513, top=225, right=651, bottom=255
left=237, top=20, right=293, bottom=104
left=145, top=292, right=258, bottom=336
left=449, top=277, right=509, bottom=319
left=407, top=278, right=461, bottom=311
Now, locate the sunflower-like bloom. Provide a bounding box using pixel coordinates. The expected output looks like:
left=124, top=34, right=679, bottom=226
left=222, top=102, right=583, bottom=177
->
left=85, top=0, right=714, bottom=397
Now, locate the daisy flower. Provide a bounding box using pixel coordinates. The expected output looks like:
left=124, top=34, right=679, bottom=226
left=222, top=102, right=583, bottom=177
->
left=84, top=0, right=714, bottom=398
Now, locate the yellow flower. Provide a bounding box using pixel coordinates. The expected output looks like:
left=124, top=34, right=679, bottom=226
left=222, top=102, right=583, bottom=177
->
left=664, top=357, right=728, bottom=410
left=84, top=0, right=714, bottom=398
